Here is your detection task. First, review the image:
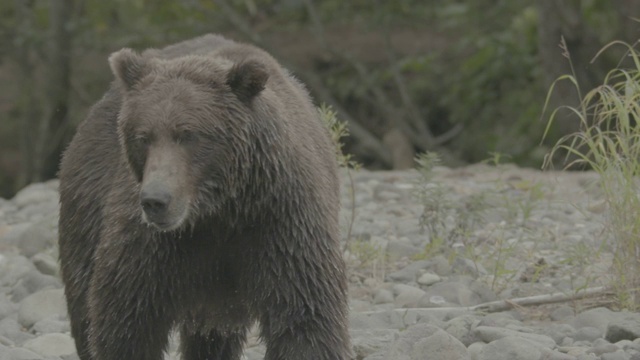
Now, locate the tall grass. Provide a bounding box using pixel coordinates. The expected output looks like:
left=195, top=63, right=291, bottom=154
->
left=543, top=39, right=640, bottom=310
left=318, top=104, right=361, bottom=251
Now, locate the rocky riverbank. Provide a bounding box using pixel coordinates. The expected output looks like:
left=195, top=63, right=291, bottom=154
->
left=1, top=165, right=639, bottom=360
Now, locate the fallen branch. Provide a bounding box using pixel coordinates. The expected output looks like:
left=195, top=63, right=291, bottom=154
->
left=360, top=286, right=612, bottom=316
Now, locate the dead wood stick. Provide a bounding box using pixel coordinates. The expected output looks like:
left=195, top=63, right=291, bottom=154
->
left=360, top=286, right=612, bottom=316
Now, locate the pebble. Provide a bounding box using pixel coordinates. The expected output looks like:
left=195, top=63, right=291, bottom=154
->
left=0, top=166, right=635, bottom=359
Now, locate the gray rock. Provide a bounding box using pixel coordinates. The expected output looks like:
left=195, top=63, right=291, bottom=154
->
left=416, top=273, right=441, bottom=286
left=601, top=351, right=631, bottom=360
left=31, top=254, right=59, bottom=277
left=452, top=257, right=487, bottom=276
left=540, top=348, right=580, bottom=360
left=445, top=315, right=481, bottom=346
left=33, top=316, right=71, bottom=335
left=0, top=254, right=37, bottom=288
left=576, top=354, right=598, bottom=360
left=410, top=327, right=470, bottom=360
left=13, top=270, right=62, bottom=298
left=542, top=323, right=576, bottom=345
left=0, top=317, right=35, bottom=345
left=477, top=312, right=523, bottom=328
left=0, top=223, right=31, bottom=249
left=23, top=333, right=75, bottom=357
left=429, top=255, right=452, bottom=277
left=386, top=238, right=420, bottom=260
left=16, top=214, right=58, bottom=257
left=420, top=277, right=496, bottom=307
left=384, top=324, right=440, bottom=359
left=12, top=183, right=58, bottom=209
left=350, top=329, right=399, bottom=359
left=60, top=354, right=80, bottom=360
left=387, top=260, right=431, bottom=283
left=393, top=284, right=427, bottom=308
left=0, top=334, right=13, bottom=346
left=551, top=305, right=575, bottom=321
left=573, top=326, right=604, bottom=342
left=373, top=289, right=394, bottom=305
left=3, top=346, right=44, bottom=359
left=607, top=319, right=640, bottom=342
left=18, top=289, right=67, bottom=329
left=590, top=339, right=621, bottom=356
left=477, top=337, right=542, bottom=360
left=568, top=307, right=622, bottom=333
left=0, top=295, right=16, bottom=321
left=467, top=342, right=484, bottom=360
left=473, top=326, right=557, bottom=349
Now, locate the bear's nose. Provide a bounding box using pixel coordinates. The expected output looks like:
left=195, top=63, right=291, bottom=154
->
left=140, top=188, right=172, bottom=220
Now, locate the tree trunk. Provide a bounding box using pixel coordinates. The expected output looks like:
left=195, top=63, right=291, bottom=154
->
left=537, top=0, right=603, bottom=136
left=36, top=0, right=74, bottom=181
left=14, top=0, right=37, bottom=189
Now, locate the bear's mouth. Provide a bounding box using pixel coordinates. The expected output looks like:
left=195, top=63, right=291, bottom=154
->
left=142, top=215, right=185, bottom=232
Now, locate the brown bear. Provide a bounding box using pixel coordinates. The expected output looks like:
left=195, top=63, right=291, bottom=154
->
left=58, top=34, right=352, bottom=360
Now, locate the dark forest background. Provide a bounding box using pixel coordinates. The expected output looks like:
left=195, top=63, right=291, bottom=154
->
left=0, top=0, right=638, bottom=197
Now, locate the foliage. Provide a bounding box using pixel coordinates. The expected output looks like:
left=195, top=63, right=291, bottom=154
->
left=0, top=0, right=634, bottom=196
left=543, top=40, right=640, bottom=310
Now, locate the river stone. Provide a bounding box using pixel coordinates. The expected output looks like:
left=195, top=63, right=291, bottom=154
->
left=606, top=319, right=640, bottom=343
left=23, top=333, right=75, bottom=357
left=477, top=337, right=543, bottom=360
left=18, top=289, right=67, bottom=328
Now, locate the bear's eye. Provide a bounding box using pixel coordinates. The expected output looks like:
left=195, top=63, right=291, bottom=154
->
left=134, top=133, right=151, bottom=146
left=175, top=129, right=198, bottom=145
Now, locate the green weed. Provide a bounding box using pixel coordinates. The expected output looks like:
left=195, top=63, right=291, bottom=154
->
left=543, top=39, right=640, bottom=310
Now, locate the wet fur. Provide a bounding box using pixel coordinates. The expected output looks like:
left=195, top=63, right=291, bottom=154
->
left=58, top=34, right=351, bottom=360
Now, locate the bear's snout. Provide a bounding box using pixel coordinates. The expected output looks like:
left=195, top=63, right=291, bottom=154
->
left=141, top=185, right=172, bottom=222
left=139, top=180, right=187, bottom=231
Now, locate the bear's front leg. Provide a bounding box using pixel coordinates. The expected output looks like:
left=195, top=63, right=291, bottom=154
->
left=257, top=261, right=353, bottom=360
left=260, top=314, right=352, bottom=360
left=86, top=242, right=175, bottom=360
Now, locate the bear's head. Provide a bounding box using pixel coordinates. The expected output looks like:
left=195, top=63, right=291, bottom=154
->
left=109, top=48, right=270, bottom=231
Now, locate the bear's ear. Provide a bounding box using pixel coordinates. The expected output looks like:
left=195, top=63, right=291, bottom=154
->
left=226, top=60, right=269, bottom=103
left=109, top=48, right=151, bottom=90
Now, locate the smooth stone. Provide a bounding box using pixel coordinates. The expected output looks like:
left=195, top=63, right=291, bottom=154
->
left=350, top=329, right=399, bottom=359
left=373, top=288, right=394, bottom=305
left=18, top=289, right=67, bottom=328
left=31, top=253, right=60, bottom=277
left=445, top=314, right=481, bottom=346
left=33, top=316, right=71, bottom=334
left=393, top=284, right=427, bottom=308
left=568, top=307, right=621, bottom=333
left=417, top=272, right=441, bottom=286
left=573, top=326, right=604, bottom=342
left=23, top=333, right=75, bottom=357
left=411, top=327, right=470, bottom=360
left=0, top=317, right=35, bottom=345
left=16, top=214, right=58, bottom=257
left=606, top=319, right=640, bottom=343
left=5, top=346, right=44, bottom=359
left=477, top=337, right=542, bottom=360
left=419, top=277, right=496, bottom=307
left=386, top=260, right=431, bottom=283
left=473, top=326, right=556, bottom=349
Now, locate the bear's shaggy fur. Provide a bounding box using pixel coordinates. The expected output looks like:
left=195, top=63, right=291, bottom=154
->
left=58, top=34, right=351, bottom=360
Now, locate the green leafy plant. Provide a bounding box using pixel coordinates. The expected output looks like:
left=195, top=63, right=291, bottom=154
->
left=318, top=104, right=361, bottom=251
left=543, top=40, right=640, bottom=310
